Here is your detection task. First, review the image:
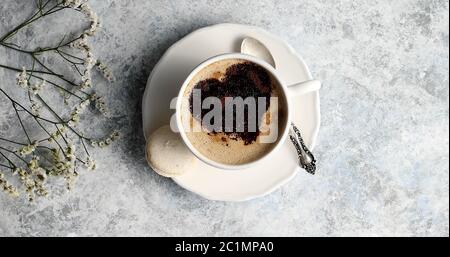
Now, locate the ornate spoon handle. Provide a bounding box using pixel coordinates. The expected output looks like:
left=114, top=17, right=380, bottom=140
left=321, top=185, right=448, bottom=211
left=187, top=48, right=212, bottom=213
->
left=289, top=123, right=317, bottom=175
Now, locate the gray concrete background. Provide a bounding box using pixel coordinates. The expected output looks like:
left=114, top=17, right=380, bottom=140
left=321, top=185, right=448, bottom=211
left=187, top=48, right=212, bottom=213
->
left=0, top=0, right=448, bottom=236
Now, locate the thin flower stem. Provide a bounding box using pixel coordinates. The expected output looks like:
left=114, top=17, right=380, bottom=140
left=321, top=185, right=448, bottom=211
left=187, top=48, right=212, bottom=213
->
left=27, top=60, right=37, bottom=102
left=0, top=1, right=63, bottom=42
left=76, top=158, right=86, bottom=165
left=0, top=42, right=33, bottom=54
left=30, top=73, right=87, bottom=99
left=0, top=14, right=39, bottom=43
left=44, top=6, right=67, bottom=16
left=72, top=63, right=84, bottom=77
left=36, top=94, right=91, bottom=141
left=0, top=49, right=88, bottom=99
left=0, top=63, right=58, bottom=76
left=53, top=50, right=86, bottom=77
left=55, top=125, right=68, bottom=145
left=0, top=150, right=17, bottom=169
left=36, top=94, right=66, bottom=123
left=0, top=38, right=85, bottom=82
left=28, top=57, right=36, bottom=81
left=57, top=49, right=84, bottom=61
left=0, top=8, right=48, bottom=42
left=0, top=146, right=28, bottom=165
left=38, top=137, right=51, bottom=143
left=0, top=34, right=83, bottom=55
left=0, top=53, right=78, bottom=90
left=36, top=145, right=54, bottom=152
left=33, top=116, right=66, bottom=158
left=12, top=103, right=32, bottom=144
left=35, top=148, right=54, bottom=165
left=2, top=41, right=21, bottom=48
left=54, top=35, right=84, bottom=49
left=0, top=163, right=13, bottom=170
left=31, top=54, right=79, bottom=87
left=81, top=138, right=90, bottom=157
left=0, top=87, right=63, bottom=124
left=0, top=137, right=27, bottom=146
left=0, top=146, right=16, bottom=153
left=32, top=35, right=84, bottom=54
left=56, top=50, right=84, bottom=66
left=14, top=154, right=29, bottom=165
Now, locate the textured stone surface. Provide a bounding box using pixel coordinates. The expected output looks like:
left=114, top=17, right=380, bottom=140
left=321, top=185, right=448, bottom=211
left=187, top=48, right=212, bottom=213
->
left=0, top=0, right=448, bottom=236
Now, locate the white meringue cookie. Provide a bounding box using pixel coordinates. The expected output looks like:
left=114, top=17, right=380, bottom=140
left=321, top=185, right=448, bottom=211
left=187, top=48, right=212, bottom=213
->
left=145, top=125, right=196, bottom=177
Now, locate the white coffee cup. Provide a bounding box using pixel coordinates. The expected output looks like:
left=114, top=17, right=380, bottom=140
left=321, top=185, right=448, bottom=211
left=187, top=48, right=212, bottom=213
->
left=175, top=53, right=321, bottom=170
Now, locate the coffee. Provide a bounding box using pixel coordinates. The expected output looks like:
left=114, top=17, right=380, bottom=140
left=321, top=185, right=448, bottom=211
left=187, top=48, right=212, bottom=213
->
left=180, top=58, right=287, bottom=165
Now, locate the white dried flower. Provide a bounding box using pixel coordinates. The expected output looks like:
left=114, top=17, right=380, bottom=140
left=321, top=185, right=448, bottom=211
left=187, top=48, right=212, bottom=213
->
left=30, top=100, right=41, bottom=116
left=59, top=126, right=67, bottom=136
left=14, top=165, right=36, bottom=202
left=96, top=98, right=107, bottom=114
left=49, top=127, right=66, bottom=142
left=80, top=3, right=93, bottom=16
left=28, top=156, right=47, bottom=191
left=49, top=146, right=77, bottom=192
left=80, top=70, right=92, bottom=89
left=86, top=20, right=99, bottom=36
left=63, top=0, right=83, bottom=8
left=85, top=156, right=96, bottom=171
left=70, top=112, right=80, bottom=124
left=65, top=143, right=76, bottom=162
left=14, top=167, right=47, bottom=201
left=67, top=143, right=75, bottom=154
left=88, top=93, right=108, bottom=115
left=27, top=156, right=40, bottom=170
left=80, top=3, right=99, bottom=36
left=51, top=149, right=62, bottom=163
left=84, top=51, right=95, bottom=70
left=96, top=61, right=115, bottom=82
left=71, top=104, right=81, bottom=117
left=64, top=172, right=78, bottom=191
left=1, top=0, right=118, bottom=201
left=19, top=142, right=38, bottom=156
left=68, top=99, right=89, bottom=125
left=80, top=79, right=92, bottom=89
left=0, top=172, right=20, bottom=197
left=29, top=80, right=45, bottom=95
left=34, top=180, right=48, bottom=197
left=70, top=34, right=89, bottom=51
left=75, top=99, right=90, bottom=114
left=94, top=130, right=120, bottom=148
left=110, top=130, right=120, bottom=141
left=64, top=94, right=71, bottom=105
left=16, top=67, right=28, bottom=88
left=32, top=167, right=47, bottom=182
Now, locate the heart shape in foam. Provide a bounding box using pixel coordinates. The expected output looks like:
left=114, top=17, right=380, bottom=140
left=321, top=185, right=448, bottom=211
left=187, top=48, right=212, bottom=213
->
left=188, top=61, right=274, bottom=145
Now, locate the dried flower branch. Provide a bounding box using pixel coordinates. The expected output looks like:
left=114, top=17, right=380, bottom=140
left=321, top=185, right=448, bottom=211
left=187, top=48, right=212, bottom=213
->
left=0, top=0, right=119, bottom=201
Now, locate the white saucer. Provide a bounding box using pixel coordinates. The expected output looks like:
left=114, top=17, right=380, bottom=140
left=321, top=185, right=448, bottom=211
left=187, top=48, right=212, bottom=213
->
left=142, top=23, right=320, bottom=201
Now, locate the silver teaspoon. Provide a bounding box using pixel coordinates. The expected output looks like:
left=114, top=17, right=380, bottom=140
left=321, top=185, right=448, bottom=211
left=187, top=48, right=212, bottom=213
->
left=241, top=37, right=276, bottom=67
left=289, top=123, right=316, bottom=174
left=241, top=37, right=317, bottom=175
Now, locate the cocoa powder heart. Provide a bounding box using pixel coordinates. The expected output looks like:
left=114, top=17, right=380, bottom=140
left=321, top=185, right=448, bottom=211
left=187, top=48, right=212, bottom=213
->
left=189, top=62, right=273, bottom=145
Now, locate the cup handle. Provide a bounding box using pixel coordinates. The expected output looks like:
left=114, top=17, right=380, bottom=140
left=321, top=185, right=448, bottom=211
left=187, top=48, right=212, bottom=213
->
left=286, top=80, right=321, bottom=97
left=285, top=80, right=320, bottom=175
